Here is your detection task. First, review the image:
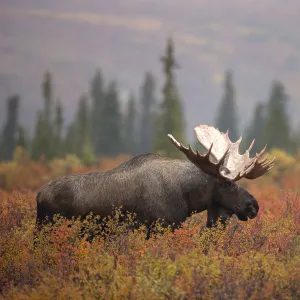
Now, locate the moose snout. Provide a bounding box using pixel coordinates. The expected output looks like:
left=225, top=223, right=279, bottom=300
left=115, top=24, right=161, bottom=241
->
left=248, top=208, right=258, bottom=219
left=234, top=196, right=259, bottom=221
left=247, top=198, right=259, bottom=219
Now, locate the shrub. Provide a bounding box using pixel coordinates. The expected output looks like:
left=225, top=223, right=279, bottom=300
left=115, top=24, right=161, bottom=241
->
left=0, top=152, right=299, bottom=298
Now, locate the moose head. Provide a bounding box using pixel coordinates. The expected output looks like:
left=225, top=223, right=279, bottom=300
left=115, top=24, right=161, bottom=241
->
left=168, top=124, right=275, bottom=224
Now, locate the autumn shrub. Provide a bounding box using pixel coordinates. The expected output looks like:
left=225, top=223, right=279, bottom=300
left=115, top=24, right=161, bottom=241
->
left=0, top=153, right=131, bottom=192
left=98, top=154, right=132, bottom=171
left=49, top=154, right=83, bottom=177
left=0, top=153, right=300, bottom=299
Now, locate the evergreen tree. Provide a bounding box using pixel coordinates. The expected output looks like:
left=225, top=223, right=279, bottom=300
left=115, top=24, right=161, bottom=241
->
left=215, top=70, right=239, bottom=141
left=100, top=81, right=124, bottom=156
left=64, top=123, right=77, bottom=155
left=0, top=95, right=20, bottom=161
left=138, top=71, right=157, bottom=154
left=243, top=102, right=266, bottom=155
left=31, top=70, right=55, bottom=160
left=262, top=80, right=293, bottom=152
left=75, top=95, right=90, bottom=155
left=54, top=99, right=64, bottom=157
left=31, top=111, right=47, bottom=160
left=74, top=95, right=95, bottom=165
left=43, top=71, right=53, bottom=122
left=16, top=125, right=28, bottom=150
left=90, top=69, right=105, bottom=155
left=154, top=37, right=186, bottom=158
left=124, top=91, right=137, bottom=155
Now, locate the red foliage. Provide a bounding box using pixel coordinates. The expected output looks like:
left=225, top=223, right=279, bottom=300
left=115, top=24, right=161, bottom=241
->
left=0, top=155, right=299, bottom=299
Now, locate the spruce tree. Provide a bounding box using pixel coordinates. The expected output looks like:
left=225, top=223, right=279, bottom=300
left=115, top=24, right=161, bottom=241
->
left=154, top=37, right=186, bottom=158
left=64, top=123, right=77, bottom=155
left=76, top=95, right=89, bottom=150
left=31, top=111, right=47, bottom=160
left=75, top=94, right=94, bottom=162
left=31, top=70, right=55, bottom=160
left=262, top=80, right=293, bottom=152
left=16, top=125, right=28, bottom=150
left=90, top=69, right=105, bottom=155
left=124, top=91, right=137, bottom=155
left=43, top=71, right=53, bottom=122
left=139, top=71, right=157, bottom=154
left=243, top=102, right=266, bottom=155
left=215, top=70, right=239, bottom=141
left=54, top=99, right=64, bottom=157
left=100, top=81, right=124, bottom=156
left=0, top=95, right=20, bottom=161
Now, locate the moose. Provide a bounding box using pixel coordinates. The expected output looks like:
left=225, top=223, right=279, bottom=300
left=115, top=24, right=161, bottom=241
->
left=36, top=125, right=275, bottom=238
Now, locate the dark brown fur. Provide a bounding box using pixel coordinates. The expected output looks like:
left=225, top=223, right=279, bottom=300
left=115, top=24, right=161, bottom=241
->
left=36, top=154, right=259, bottom=236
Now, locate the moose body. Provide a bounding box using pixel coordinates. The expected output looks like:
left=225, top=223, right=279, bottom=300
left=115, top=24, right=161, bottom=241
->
left=36, top=125, right=274, bottom=237
left=36, top=154, right=258, bottom=232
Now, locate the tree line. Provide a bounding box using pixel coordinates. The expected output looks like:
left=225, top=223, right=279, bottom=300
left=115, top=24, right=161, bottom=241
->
left=0, top=37, right=297, bottom=164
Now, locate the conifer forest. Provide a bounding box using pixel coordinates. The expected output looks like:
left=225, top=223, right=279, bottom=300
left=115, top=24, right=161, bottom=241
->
left=1, top=2, right=300, bottom=299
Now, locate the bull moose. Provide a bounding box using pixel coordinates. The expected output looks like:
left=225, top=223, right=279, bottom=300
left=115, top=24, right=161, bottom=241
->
left=36, top=125, right=275, bottom=238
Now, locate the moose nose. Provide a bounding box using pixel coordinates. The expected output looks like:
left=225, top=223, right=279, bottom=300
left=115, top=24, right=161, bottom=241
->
left=248, top=210, right=257, bottom=219
left=248, top=203, right=259, bottom=219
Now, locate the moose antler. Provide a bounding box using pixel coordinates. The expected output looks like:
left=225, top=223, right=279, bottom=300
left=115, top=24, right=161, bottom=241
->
left=168, top=134, right=231, bottom=178
left=168, top=124, right=275, bottom=181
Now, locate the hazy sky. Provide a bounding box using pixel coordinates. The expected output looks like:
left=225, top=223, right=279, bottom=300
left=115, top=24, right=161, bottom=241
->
left=1, top=0, right=300, bottom=141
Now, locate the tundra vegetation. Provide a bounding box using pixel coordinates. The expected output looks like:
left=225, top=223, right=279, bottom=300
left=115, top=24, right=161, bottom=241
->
left=0, top=37, right=300, bottom=299
left=0, top=146, right=300, bottom=299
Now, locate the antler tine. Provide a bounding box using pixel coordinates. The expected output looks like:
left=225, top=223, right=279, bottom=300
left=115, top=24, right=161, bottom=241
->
left=247, top=139, right=255, bottom=153
left=224, top=140, right=274, bottom=181
left=168, top=134, right=205, bottom=160
left=168, top=135, right=195, bottom=161
left=259, top=155, right=269, bottom=164
left=261, top=158, right=274, bottom=168
left=256, top=145, right=267, bottom=159
left=168, top=134, right=230, bottom=179
left=168, top=134, right=183, bottom=149
left=206, top=143, right=214, bottom=158
left=244, top=154, right=276, bottom=180
left=257, top=155, right=275, bottom=168
left=217, top=146, right=230, bottom=166
left=236, top=135, right=242, bottom=144
left=238, top=143, right=275, bottom=180
left=262, top=159, right=275, bottom=170
left=188, top=144, right=196, bottom=155
left=255, top=160, right=275, bottom=177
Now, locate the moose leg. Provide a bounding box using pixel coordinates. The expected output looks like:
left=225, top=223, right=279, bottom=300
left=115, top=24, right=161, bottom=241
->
left=206, top=204, right=234, bottom=228
left=145, top=221, right=157, bottom=240
left=206, top=204, right=219, bottom=228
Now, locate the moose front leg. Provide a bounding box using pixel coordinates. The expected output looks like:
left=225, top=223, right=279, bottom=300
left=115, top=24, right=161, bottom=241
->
left=206, top=204, right=234, bottom=228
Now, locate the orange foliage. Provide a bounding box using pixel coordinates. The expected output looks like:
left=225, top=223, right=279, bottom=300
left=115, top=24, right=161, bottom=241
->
left=0, top=154, right=299, bottom=299
left=0, top=154, right=131, bottom=192
left=98, top=154, right=132, bottom=171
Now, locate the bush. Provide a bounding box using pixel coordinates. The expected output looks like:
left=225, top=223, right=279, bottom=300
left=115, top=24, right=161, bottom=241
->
left=0, top=184, right=299, bottom=299
left=0, top=151, right=299, bottom=298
